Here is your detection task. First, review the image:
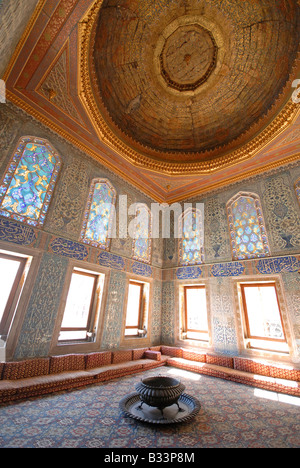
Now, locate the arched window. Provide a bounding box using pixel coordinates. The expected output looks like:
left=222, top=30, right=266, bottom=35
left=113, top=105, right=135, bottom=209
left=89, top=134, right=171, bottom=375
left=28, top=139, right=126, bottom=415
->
left=132, top=203, right=152, bottom=264
left=0, top=136, right=61, bottom=227
left=80, top=178, right=116, bottom=250
left=179, top=207, right=204, bottom=265
left=227, top=192, right=270, bottom=260
left=295, top=178, right=300, bottom=205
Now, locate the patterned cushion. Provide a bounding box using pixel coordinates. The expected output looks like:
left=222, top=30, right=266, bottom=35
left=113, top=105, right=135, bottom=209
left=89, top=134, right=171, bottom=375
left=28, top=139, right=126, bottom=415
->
left=149, top=346, right=161, bottom=352
left=161, top=346, right=183, bottom=358
left=144, top=350, right=161, bottom=361
left=0, top=363, right=5, bottom=379
left=182, top=349, right=206, bottom=363
left=2, top=358, right=50, bottom=380
left=85, top=352, right=112, bottom=369
left=206, top=354, right=234, bottom=369
left=234, top=357, right=270, bottom=377
left=132, top=348, right=148, bottom=360
left=0, top=380, right=18, bottom=398
left=111, top=361, right=143, bottom=372
left=112, top=350, right=133, bottom=364
left=49, top=354, right=85, bottom=374
left=269, top=364, right=300, bottom=382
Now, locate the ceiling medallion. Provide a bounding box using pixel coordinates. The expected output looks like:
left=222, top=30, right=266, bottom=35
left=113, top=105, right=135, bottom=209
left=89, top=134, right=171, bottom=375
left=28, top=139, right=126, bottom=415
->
left=78, top=0, right=300, bottom=176
left=153, top=15, right=225, bottom=98
left=159, top=24, right=218, bottom=92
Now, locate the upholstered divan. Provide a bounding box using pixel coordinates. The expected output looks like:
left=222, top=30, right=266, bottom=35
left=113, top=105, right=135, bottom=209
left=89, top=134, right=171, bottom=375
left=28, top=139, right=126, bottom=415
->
left=158, top=346, right=300, bottom=398
left=0, top=348, right=167, bottom=403
left=0, top=346, right=299, bottom=403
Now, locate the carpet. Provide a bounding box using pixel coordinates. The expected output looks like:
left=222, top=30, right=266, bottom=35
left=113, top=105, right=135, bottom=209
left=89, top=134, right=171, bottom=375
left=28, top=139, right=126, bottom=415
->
left=0, top=367, right=299, bottom=449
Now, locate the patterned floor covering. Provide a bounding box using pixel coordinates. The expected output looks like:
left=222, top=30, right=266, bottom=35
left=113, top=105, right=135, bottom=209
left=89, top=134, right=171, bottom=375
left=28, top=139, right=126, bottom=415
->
left=0, top=367, right=299, bottom=449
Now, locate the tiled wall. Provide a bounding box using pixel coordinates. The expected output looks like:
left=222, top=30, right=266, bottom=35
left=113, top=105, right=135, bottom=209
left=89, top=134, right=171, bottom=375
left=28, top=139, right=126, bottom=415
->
left=0, top=103, right=300, bottom=363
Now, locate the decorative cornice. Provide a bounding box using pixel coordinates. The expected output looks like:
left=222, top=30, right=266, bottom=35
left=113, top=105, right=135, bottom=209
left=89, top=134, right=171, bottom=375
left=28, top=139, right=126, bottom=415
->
left=167, top=153, right=300, bottom=203
left=4, top=92, right=164, bottom=203
left=3, top=0, right=300, bottom=205
left=78, top=0, right=300, bottom=176
left=2, top=0, right=47, bottom=81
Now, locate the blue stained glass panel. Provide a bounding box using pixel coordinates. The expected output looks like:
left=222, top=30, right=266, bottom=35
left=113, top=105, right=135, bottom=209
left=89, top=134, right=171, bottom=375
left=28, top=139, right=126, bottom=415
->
left=180, top=210, right=204, bottom=265
left=132, top=205, right=152, bottom=264
left=0, top=138, right=61, bottom=227
left=80, top=180, right=116, bottom=250
left=296, top=180, right=300, bottom=204
left=230, top=196, right=269, bottom=260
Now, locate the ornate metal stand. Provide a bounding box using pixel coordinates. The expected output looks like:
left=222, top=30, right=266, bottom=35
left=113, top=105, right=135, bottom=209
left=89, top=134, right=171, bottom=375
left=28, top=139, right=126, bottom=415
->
left=119, top=376, right=201, bottom=425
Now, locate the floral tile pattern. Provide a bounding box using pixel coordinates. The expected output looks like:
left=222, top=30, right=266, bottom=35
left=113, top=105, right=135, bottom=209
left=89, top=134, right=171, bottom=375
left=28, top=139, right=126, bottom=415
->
left=0, top=368, right=299, bottom=448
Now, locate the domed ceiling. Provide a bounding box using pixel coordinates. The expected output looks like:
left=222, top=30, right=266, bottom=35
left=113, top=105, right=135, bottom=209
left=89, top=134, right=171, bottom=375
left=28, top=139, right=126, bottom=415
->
left=91, top=0, right=300, bottom=163
left=3, top=0, right=300, bottom=202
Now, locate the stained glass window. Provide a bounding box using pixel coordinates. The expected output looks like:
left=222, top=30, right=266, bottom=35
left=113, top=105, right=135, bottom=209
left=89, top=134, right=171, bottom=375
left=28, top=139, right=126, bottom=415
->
left=0, top=137, right=61, bottom=227
left=179, top=208, right=204, bottom=265
left=227, top=193, right=270, bottom=260
left=132, top=204, right=152, bottom=264
left=295, top=179, right=300, bottom=204
left=80, top=179, right=116, bottom=250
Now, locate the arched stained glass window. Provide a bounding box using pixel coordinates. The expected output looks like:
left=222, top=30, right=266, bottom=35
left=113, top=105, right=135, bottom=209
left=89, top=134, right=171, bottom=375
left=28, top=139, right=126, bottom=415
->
left=227, top=192, right=270, bottom=260
left=0, top=136, right=61, bottom=227
left=179, top=208, right=204, bottom=265
left=295, top=179, right=300, bottom=204
left=132, top=204, right=152, bottom=264
left=80, top=178, right=116, bottom=250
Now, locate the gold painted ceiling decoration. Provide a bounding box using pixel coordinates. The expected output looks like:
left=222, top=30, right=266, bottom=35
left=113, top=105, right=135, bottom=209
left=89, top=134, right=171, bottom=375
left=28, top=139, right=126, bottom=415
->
left=88, top=0, right=300, bottom=164
left=3, top=0, right=300, bottom=203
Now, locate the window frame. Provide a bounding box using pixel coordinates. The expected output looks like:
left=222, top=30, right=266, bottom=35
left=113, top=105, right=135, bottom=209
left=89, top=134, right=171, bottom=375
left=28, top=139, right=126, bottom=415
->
left=178, top=207, right=204, bottom=266
left=226, top=191, right=270, bottom=261
left=0, top=251, right=30, bottom=338
left=56, top=265, right=105, bottom=346
left=79, top=178, right=117, bottom=251
left=182, top=284, right=209, bottom=342
left=58, top=269, right=99, bottom=343
left=240, top=281, right=288, bottom=352
left=0, top=136, right=61, bottom=228
left=295, top=178, right=300, bottom=205
left=131, top=203, right=152, bottom=265
left=124, top=280, right=144, bottom=337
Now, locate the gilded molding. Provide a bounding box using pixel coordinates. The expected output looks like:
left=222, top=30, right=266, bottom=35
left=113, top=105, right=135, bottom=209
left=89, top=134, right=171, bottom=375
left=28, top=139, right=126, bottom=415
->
left=3, top=0, right=300, bottom=205
left=5, top=90, right=165, bottom=204
left=2, top=0, right=47, bottom=81
left=5, top=90, right=300, bottom=204
left=165, top=153, right=300, bottom=203
left=78, top=0, right=300, bottom=176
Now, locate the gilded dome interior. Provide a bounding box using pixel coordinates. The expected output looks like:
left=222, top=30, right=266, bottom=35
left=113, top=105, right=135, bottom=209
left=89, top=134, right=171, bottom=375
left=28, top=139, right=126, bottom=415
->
left=92, top=0, right=300, bottom=162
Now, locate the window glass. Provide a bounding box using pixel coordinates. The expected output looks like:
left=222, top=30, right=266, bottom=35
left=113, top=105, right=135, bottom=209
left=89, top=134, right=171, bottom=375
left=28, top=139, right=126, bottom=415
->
left=0, top=137, right=61, bottom=227
left=295, top=179, right=300, bottom=204
left=0, top=251, right=30, bottom=338
left=185, top=287, right=208, bottom=332
left=183, top=286, right=208, bottom=341
left=132, top=204, right=152, bottom=264
left=124, top=280, right=150, bottom=339
left=241, top=283, right=288, bottom=353
left=0, top=256, right=22, bottom=323
left=59, top=269, right=102, bottom=343
left=126, top=283, right=142, bottom=328
left=227, top=194, right=270, bottom=260
left=80, top=179, right=116, bottom=250
left=179, top=209, right=204, bottom=265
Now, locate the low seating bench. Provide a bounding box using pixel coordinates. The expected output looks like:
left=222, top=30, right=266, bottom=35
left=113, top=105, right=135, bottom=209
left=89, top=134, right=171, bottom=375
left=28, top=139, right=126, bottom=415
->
left=0, top=346, right=299, bottom=403
left=0, top=348, right=167, bottom=403
left=161, top=346, right=300, bottom=398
